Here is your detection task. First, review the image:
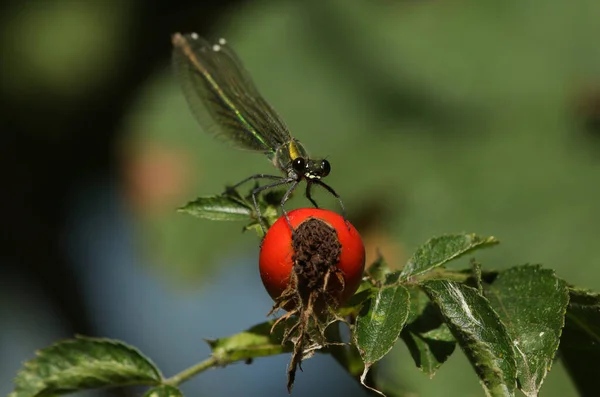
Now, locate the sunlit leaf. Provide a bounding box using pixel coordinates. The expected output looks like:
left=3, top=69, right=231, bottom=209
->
left=400, top=234, right=498, bottom=279
left=485, top=265, right=568, bottom=396
left=178, top=195, right=253, bottom=221
left=9, top=336, right=161, bottom=397
left=144, top=385, right=184, bottom=397
left=206, top=320, right=292, bottom=363
left=423, top=280, right=516, bottom=397
left=354, top=285, right=410, bottom=395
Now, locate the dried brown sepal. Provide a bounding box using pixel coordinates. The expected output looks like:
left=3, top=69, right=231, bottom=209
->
left=267, top=217, right=348, bottom=393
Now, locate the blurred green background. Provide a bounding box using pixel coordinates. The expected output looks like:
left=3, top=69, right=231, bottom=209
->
left=2, top=0, right=599, bottom=396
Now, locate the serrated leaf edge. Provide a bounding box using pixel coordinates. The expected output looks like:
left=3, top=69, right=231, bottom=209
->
left=401, top=234, right=499, bottom=279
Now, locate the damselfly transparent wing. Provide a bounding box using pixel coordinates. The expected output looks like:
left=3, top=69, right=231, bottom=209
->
left=172, top=33, right=292, bottom=154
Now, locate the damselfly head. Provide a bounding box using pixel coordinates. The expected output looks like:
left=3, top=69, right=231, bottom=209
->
left=292, top=158, right=331, bottom=180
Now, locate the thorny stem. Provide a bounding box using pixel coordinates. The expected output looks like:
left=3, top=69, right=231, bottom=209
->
left=158, top=268, right=480, bottom=390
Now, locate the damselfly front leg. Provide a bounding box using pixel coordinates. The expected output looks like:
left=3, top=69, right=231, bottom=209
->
left=250, top=177, right=297, bottom=233
left=310, top=179, right=350, bottom=230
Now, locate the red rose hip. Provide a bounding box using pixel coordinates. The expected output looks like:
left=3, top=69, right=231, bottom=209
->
left=259, top=208, right=365, bottom=308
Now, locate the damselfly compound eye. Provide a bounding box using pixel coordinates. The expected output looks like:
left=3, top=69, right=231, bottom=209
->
left=292, top=158, right=306, bottom=173
left=320, top=160, right=331, bottom=177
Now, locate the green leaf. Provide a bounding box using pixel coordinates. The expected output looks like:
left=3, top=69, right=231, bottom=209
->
left=401, top=288, right=456, bottom=377
left=242, top=220, right=266, bottom=237
left=339, top=281, right=373, bottom=316
left=366, top=255, right=393, bottom=284
left=484, top=265, right=568, bottom=397
left=144, top=385, right=184, bottom=397
left=422, top=280, right=516, bottom=397
left=354, top=285, right=411, bottom=363
left=400, top=234, right=499, bottom=279
left=470, top=259, right=484, bottom=294
left=10, top=336, right=162, bottom=397
left=178, top=195, right=253, bottom=221
left=206, top=320, right=292, bottom=363
left=559, top=288, right=600, bottom=397
left=354, top=285, right=410, bottom=394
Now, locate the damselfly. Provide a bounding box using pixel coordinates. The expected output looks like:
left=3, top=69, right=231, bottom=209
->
left=171, top=33, right=345, bottom=232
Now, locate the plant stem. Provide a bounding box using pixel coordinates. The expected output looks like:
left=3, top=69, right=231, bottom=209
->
left=163, top=356, right=219, bottom=386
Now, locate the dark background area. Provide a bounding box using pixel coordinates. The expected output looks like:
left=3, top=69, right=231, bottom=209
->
left=2, top=1, right=599, bottom=396
left=0, top=0, right=237, bottom=339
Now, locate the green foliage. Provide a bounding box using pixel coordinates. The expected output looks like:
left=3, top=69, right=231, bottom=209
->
left=178, top=195, right=254, bottom=222
left=9, top=232, right=599, bottom=396
left=401, top=287, right=456, bottom=377
left=485, top=265, right=569, bottom=396
left=8, top=0, right=600, bottom=395
left=9, top=336, right=162, bottom=397
left=178, top=187, right=282, bottom=237
left=206, top=320, right=292, bottom=362
left=423, top=280, right=517, bottom=396
left=144, top=385, right=184, bottom=397
left=354, top=284, right=410, bottom=393
left=559, top=289, right=600, bottom=397
left=400, top=234, right=499, bottom=279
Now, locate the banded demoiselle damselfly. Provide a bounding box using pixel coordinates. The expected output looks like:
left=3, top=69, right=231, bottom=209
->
left=172, top=33, right=346, bottom=232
